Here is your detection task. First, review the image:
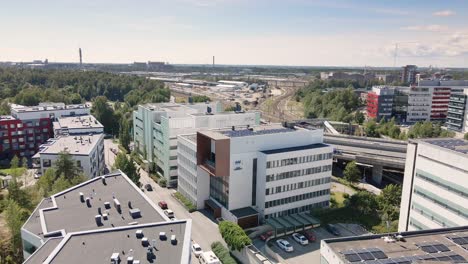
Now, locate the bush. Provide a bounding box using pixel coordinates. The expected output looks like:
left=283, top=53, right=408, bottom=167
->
left=219, top=221, right=252, bottom=251
left=174, top=192, right=196, bottom=212
left=211, top=242, right=238, bottom=264
left=158, top=177, right=167, bottom=188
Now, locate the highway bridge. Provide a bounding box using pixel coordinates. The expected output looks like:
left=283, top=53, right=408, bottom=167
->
left=323, top=134, right=407, bottom=185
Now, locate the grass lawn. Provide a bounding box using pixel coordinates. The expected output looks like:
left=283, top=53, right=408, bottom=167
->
left=0, top=168, right=26, bottom=176
left=331, top=191, right=346, bottom=207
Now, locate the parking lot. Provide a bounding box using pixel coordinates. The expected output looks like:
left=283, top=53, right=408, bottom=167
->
left=255, top=224, right=368, bottom=264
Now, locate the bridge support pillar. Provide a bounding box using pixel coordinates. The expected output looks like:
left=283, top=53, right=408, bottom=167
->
left=372, top=165, right=383, bottom=185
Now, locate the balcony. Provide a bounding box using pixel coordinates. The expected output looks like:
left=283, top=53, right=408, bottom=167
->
left=200, top=159, right=216, bottom=175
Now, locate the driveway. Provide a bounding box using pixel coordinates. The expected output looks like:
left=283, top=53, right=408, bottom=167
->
left=104, top=139, right=119, bottom=170
left=138, top=168, right=225, bottom=260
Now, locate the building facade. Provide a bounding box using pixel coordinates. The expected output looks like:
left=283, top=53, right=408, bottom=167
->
left=401, top=65, right=418, bottom=85
left=366, top=86, right=396, bottom=121
left=180, top=124, right=332, bottom=228
left=446, top=89, right=468, bottom=132
left=0, top=103, right=91, bottom=160
left=33, top=134, right=105, bottom=178
left=398, top=139, right=468, bottom=232
left=133, top=102, right=260, bottom=186
left=53, top=114, right=104, bottom=136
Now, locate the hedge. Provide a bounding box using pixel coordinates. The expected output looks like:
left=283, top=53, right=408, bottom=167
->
left=174, top=192, right=196, bottom=212
left=218, top=221, right=252, bottom=251
left=211, top=242, right=238, bottom=264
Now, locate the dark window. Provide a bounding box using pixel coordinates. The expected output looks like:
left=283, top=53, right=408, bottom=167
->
left=252, top=158, right=257, bottom=206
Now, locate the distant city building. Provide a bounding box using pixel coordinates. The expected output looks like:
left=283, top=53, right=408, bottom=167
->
left=375, top=74, right=398, bottom=84
left=33, top=134, right=105, bottom=178
left=446, top=89, right=468, bottom=132
left=0, top=103, right=90, bottom=159
left=401, top=65, right=418, bottom=85
left=399, top=139, right=468, bottom=232
left=178, top=123, right=332, bottom=228
left=21, top=171, right=191, bottom=263
left=366, top=86, right=396, bottom=121
left=321, top=225, right=468, bottom=264
left=320, top=71, right=375, bottom=83
left=53, top=114, right=104, bottom=136
left=132, top=102, right=260, bottom=186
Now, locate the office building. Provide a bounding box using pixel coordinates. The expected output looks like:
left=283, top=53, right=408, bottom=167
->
left=178, top=123, right=332, bottom=228
left=0, top=103, right=91, bottom=159
left=401, top=65, right=418, bottom=85
left=398, top=138, right=468, bottom=232
left=133, top=102, right=260, bottom=186
left=446, top=89, right=468, bottom=132
left=366, top=86, right=397, bottom=121
left=320, top=225, right=468, bottom=264
left=21, top=171, right=192, bottom=263
left=33, top=134, right=105, bottom=178
left=53, top=114, right=104, bottom=136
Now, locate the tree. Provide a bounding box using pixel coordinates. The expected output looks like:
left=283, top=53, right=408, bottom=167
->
left=218, top=221, right=252, bottom=251
left=54, top=152, right=79, bottom=180
left=36, top=168, right=56, bottom=197
left=354, top=111, right=365, bottom=124
left=92, top=96, right=118, bottom=135
left=465, top=133, right=468, bottom=140
left=347, top=191, right=379, bottom=216
left=119, top=116, right=131, bottom=152
left=21, top=157, right=29, bottom=185
left=364, top=120, right=380, bottom=137
left=344, top=161, right=361, bottom=184
left=10, top=155, right=19, bottom=170
left=4, top=199, right=29, bottom=259
left=378, top=184, right=402, bottom=221
left=7, top=178, right=31, bottom=209
left=114, top=153, right=139, bottom=184
left=51, top=175, right=73, bottom=194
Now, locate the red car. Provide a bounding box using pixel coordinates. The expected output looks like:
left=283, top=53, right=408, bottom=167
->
left=260, top=231, right=273, bottom=241
left=158, top=201, right=168, bottom=210
left=300, top=230, right=316, bottom=242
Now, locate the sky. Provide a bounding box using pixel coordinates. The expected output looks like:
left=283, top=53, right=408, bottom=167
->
left=1, top=0, right=468, bottom=67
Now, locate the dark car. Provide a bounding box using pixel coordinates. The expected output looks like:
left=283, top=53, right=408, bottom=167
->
left=260, top=231, right=273, bottom=241
left=300, top=229, right=316, bottom=242
left=158, top=201, right=168, bottom=210
left=144, top=184, right=153, bottom=191
left=326, top=224, right=341, bottom=236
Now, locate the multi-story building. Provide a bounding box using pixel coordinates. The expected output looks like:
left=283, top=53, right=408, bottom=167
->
left=366, top=86, right=397, bottom=121
left=21, top=171, right=191, bottom=263
left=133, top=102, right=260, bottom=186
left=178, top=123, right=332, bottom=228
left=446, top=89, right=468, bottom=132
left=398, top=138, right=468, bottom=232
left=401, top=65, right=418, bottom=84
left=33, top=134, right=105, bottom=178
left=0, top=103, right=91, bottom=160
left=406, top=86, right=432, bottom=123
left=321, top=225, right=468, bottom=264
left=52, top=114, right=104, bottom=136
left=0, top=115, right=28, bottom=160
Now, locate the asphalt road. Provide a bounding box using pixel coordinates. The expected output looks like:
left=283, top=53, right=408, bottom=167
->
left=137, top=169, right=225, bottom=263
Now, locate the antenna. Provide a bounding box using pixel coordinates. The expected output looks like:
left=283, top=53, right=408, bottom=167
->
left=392, top=42, right=418, bottom=68
left=79, top=48, right=83, bottom=66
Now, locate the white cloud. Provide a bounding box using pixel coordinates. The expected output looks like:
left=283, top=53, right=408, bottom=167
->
left=433, top=10, right=456, bottom=17
left=401, top=24, right=448, bottom=32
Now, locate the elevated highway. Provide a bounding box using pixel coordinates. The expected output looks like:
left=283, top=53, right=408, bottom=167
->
left=323, top=134, right=407, bottom=185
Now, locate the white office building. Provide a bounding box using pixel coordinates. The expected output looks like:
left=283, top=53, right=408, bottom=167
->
left=399, top=138, right=468, bottom=232
left=33, top=134, right=105, bottom=178
left=178, top=123, right=333, bottom=228
left=133, top=102, right=260, bottom=186
left=53, top=114, right=104, bottom=136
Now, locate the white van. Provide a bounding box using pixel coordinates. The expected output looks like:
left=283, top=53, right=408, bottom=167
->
left=164, top=209, right=174, bottom=218
left=199, top=251, right=221, bottom=264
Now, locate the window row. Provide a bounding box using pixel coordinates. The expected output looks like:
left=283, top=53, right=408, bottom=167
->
left=266, top=152, right=332, bottom=168
left=415, top=171, right=467, bottom=199
left=266, top=177, right=331, bottom=195
left=264, top=201, right=329, bottom=219
left=264, top=189, right=330, bottom=208
left=266, top=165, right=332, bottom=182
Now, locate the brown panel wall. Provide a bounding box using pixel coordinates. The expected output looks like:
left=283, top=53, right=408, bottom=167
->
left=197, top=132, right=211, bottom=166
left=237, top=215, right=259, bottom=229
left=215, top=138, right=230, bottom=176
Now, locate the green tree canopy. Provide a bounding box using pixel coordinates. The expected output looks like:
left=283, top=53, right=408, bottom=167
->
left=344, top=161, right=361, bottom=184
left=218, top=221, right=252, bottom=251
left=54, top=152, right=79, bottom=180
left=114, top=153, right=140, bottom=184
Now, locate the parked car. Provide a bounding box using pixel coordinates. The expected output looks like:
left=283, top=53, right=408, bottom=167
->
left=260, top=231, right=273, bottom=241
left=300, top=230, right=316, bottom=242
left=192, top=243, right=203, bottom=257
left=326, top=224, right=341, bottom=236
left=164, top=209, right=175, bottom=218
left=276, top=239, right=294, bottom=252
left=144, top=184, right=153, bottom=191
left=158, top=201, right=168, bottom=209
left=292, top=233, right=309, bottom=245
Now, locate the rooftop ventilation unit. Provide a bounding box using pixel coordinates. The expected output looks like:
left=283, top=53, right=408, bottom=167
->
left=95, top=215, right=102, bottom=226
left=114, top=198, right=121, bottom=213
left=136, top=230, right=144, bottom=238
left=141, top=237, right=149, bottom=246
left=79, top=192, right=84, bottom=203
left=159, top=232, right=166, bottom=240
left=85, top=197, right=91, bottom=207
left=110, top=252, right=120, bottom=264
left=129, top=208, right=141, bottom=219
left=102, top=176, right=106, bottom=185
left=171, top=235, right=177, bottom=245
left=127, top=256, right=134, bottom=264
left=104, top=202, right=111, bottom=209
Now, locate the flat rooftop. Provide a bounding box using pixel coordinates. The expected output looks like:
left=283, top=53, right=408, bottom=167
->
left=261, top=143, right=330, bottom=155
left=180, top=133, right=197, bottom=144
left=222, top=125, right=295, bottom=138
left=324, top=226, right=468, bottom=264
left=141, top=102, right=214, bottom=112
left=419, top=138, right=468, bottom=156
left=22, top=171, right=167, bottom=241
left=42, top=221, right=190, bottom=264
left=0, top=115, right=16, bottom=121
left=11, top=103, right=90, bottom=112
left=24, top=237, right=63, bottom=264
left=53, top=115, right=103, bottom=131
left=38, top=134, right=103, bottom=155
